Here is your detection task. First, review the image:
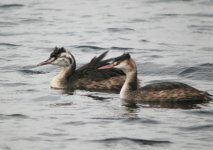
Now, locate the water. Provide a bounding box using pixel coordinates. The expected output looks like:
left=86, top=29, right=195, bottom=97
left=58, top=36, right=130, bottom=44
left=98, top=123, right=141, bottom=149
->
left=0, top=0, right=213, bottom=149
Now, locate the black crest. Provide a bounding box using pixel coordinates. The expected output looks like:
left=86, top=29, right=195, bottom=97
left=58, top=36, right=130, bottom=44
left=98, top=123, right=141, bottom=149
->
left=50, top=47, right=66, bottom=58
left=113, top=53, right=130, bottom=62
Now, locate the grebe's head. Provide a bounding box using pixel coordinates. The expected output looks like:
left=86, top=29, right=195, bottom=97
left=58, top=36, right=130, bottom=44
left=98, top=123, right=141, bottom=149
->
left=99, top=53, right=136, bottom=73
left=37, top=47, right=75, bottom=67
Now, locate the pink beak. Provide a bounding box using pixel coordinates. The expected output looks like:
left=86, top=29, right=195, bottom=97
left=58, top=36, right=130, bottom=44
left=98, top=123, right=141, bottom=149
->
left=98, top=64, right=115, bottom=69
left=37, top=58, right=53, bottom=67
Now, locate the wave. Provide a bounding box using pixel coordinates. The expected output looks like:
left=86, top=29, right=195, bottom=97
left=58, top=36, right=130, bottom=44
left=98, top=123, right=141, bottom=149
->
left=179, top=63, right=213, bottom=81
left=0, top=4, right=24, bottom=8
left=76, top=45, right=106, bottom=50
left=76, top=45, right=133, bottom=51
left=0, top=43, right=21, bottom=47
left=0, top=114, right=29, bottom=119
left=18, top=69, right=45, bottom=75
left=111, top=46, right=133, bottom=50
left=180, top=124, right=213, bottom=131
left=91, top=137, right=171, bottom=146
left=107, top=28, right=135, bottom=33
left=122, top=117, right=159, bottom=124
left=49, top=102, right=73, bottom=107
left=187, top=110, right=213, bottom=116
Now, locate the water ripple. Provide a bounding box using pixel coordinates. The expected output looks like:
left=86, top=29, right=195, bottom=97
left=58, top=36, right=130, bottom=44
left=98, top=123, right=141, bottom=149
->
left=91, top=137, right=171, bottom=146
left=18, top=69, right=45, bottom=75
left=38, top=132, right=69, bottom=137
left=184, top=13, right=213, bottom=18
left=122, top=117, right=159, bottom=124
left=0, top=114, right=29, bottom=119
left=179, top=63, right=213, bottom=80
left=0, top=4, right=24, bottom=8
left=0, top=43, right=21, bottom=47
left=111, top=46, right=133, bottom=50
left=181, top=124, right=213, bottom=131
left=62, top=121, right=86, bottom=126
left=86, top=95, right=110, bottom=101
left=160, top=13, right=179, bottom=17
left=107, top=28, right=135, bottom=33
left=1, top=82, right=29, bottom=87
left=187, top=110, right=213, bottom=116
left=76, top=45, right=106, bottom=50
left=50, top=102, right=73, bottom=107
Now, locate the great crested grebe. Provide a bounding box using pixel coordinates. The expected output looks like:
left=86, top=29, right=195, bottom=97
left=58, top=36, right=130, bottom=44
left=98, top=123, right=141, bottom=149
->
left=37, top=47, right=126, bottom=92
left=99, top=53, right=211, bottom=102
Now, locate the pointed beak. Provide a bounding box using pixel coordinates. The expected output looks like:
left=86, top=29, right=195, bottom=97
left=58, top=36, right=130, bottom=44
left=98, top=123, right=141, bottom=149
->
left=37, top=58, right=55, bottom=67
left=98, top=64, right=115, bottom=69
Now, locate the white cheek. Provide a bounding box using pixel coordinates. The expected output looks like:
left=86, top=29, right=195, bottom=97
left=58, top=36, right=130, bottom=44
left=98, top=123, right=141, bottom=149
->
left=116, top=62, right=126, bottom=69
left=114, top=61, right=128, bottom=73
left=52, top=58, right=69, bottom=67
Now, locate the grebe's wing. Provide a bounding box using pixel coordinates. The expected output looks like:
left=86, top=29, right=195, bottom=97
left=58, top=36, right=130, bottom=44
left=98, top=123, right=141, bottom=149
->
left=75, top=51, right=124, bottom=80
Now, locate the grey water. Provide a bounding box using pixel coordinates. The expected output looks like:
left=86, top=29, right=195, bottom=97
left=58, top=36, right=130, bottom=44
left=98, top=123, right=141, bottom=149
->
left=0, top=0, right=213, bottom=149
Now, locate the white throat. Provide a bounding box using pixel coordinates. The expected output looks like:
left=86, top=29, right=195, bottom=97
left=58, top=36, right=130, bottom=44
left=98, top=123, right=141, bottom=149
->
left=50, top=66, right=71, bottom=89
left=120, top=70, right=137, bottom=99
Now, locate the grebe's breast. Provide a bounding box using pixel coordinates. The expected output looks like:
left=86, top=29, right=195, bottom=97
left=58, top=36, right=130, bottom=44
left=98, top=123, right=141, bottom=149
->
left=135, top=82, right=211, bottom=102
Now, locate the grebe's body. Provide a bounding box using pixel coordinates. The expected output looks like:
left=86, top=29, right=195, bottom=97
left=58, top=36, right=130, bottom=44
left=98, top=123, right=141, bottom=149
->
left=99, top=53, right=211, bottom=102
left=37, top=47, right=125, bottom=92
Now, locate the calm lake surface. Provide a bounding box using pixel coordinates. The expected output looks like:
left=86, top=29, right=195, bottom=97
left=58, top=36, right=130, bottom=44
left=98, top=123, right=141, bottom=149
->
left=0, top=0, right=213, bottom=149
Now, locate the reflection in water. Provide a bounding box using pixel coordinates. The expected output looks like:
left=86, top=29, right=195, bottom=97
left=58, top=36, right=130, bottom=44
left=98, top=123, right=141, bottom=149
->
left=121, top=102, right=140, bottom=119
left=121, top=98, right=138, bottom=109
left=121, top=98, right=210, bottom=109
left=138, top=101, right=203, bottom=109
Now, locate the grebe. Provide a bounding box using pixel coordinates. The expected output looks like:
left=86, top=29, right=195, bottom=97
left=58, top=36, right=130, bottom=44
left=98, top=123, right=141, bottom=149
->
left=37, top=47, right=126, bottom=92
left=99, top=53, right=211, bottom=102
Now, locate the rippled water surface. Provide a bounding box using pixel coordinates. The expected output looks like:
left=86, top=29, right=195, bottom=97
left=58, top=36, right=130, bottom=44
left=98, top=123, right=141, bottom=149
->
left=0, top=0, right=213, bottom=150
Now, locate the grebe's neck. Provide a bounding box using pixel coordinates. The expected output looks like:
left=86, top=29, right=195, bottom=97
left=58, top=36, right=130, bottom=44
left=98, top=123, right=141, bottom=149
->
left=120, top=59, right=138, bottom=99
left=51, top=64, right=75, bottom=89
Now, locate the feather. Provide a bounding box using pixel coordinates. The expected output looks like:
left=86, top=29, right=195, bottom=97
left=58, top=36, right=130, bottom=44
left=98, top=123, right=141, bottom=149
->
left=74, top=51, right=125, bottom=80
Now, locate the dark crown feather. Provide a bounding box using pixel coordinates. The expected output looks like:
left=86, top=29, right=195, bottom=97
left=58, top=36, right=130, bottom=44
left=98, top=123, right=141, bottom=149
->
left=50, top=47, right=66, bottom=58
left=113, top=53, right=130, bottom=62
